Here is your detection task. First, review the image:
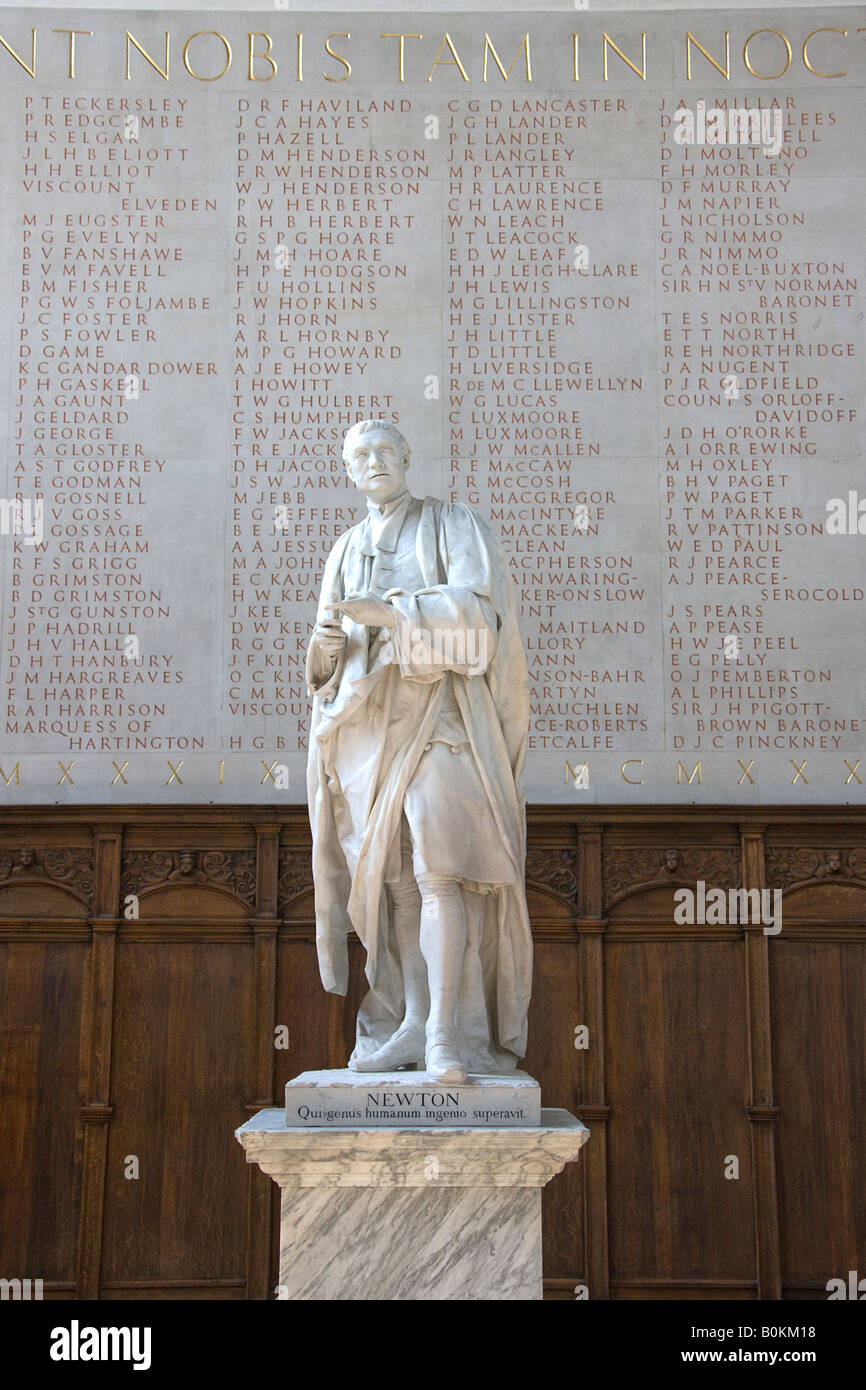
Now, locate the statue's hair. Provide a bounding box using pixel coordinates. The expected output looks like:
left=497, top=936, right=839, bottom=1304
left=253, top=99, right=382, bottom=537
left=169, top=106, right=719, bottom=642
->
left=342, top=419, right=411, bottom=466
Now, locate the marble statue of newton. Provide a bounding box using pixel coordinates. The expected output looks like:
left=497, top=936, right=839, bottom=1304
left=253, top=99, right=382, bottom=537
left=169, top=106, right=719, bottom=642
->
left=305, top=421, right=533, bottom=1085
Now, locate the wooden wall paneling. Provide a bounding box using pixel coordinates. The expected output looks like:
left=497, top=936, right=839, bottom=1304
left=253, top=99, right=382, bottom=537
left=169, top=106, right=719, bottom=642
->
left=524, top=819, right=583, bottom=1297
left=276, top=838, right=346, bottom=1079
left=99, top=834, right=256, bottom=1298
left=0, top=804, right=864, bottom=1301
left=100, top=941, right=253, bottom=1299
left=0, top=832, right=92, bottom=1295
left=253, top=824, right=280, bottom=1106
left=0, top=934, right=87, bottom=1295
left=245, top=823, right=281, bottom=1300
left=740, top=824, right=782, bottom=1301
left=533, top=937, right=584, bottom=1298
left=575, top=823, right=610, bottom=1300
left=764, top=833, right=866, bottom=1298
left=602, top=823, right=756, bottom=1299
left=76, top=825, right=121, bottom=1299
left=604, top=935, right=756, bottom=1298
left=772, top=940, right=866, bottom=1297
left=101, top=937, right=254, bottom=1297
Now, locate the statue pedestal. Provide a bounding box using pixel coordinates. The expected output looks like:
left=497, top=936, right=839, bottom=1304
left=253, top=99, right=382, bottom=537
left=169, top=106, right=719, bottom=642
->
left=236, top=1074, right=589, bottom=1301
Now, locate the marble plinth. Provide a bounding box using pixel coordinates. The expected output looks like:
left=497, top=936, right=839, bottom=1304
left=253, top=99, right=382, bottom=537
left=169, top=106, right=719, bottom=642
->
left=285, top=1068, right=541, bottom=1127
left=236, top=1100, right=589, bottom=1301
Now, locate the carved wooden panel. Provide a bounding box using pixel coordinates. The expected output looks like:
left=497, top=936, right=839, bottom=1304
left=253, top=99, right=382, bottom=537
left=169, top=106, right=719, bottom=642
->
left=0, top=846, right=92, bottom=916
left=765, top=846, right=866, bottom=890
left=771, top=941, right=866, bottom=1296
left=121, top=850, right=256, bottom=916
left=100, top=939, right=256, bottom=1295
left=526, top=848, right=579, bottom=914
left=525, top=941, right=584, bottom=1288
left=0, top=941, right=85, bottom=1291
left=603, top=845, right=742, bottom=912
left=605, top=939, right=755, bottom=1295
left=276, top=849, right=315, bottom=918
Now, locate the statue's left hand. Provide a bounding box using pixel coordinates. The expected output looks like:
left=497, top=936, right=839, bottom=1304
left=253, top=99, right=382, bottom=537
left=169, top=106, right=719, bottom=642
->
left=325, top=593, right=397, bottom=629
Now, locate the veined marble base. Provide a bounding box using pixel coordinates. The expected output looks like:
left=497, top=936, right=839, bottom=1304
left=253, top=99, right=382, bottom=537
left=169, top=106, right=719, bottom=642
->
left=236, top=1100, right=589, bottom=1301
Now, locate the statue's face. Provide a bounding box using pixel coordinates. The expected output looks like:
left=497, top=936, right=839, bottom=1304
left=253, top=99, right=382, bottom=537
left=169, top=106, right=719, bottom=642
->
left=343, top=426, right=407, bottom=504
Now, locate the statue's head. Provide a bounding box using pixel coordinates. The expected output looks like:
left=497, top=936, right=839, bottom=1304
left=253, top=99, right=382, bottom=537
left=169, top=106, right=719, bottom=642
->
left=342, top=420, right=410, bottom=504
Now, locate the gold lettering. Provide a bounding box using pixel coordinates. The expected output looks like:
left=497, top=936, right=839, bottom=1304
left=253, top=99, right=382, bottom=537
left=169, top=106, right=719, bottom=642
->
left=736, top=759, right=756, bottom=786
left=248, top=32, right=276, bottom=82
left=802, top=28, right=848, bottom=78
left=602, top=32, right=646, bottom=82
left=621, top=759, right=645, bottom=785
left=843, top=759, right=861, bottom=785
left=56, top=760, right=75, bottom=787
left=183, top=30, right=232, bottom=82
left=51, top=29, right=92, bottom=80
left=110, top=761, right=130, bottom=786
left=743, top=28, right=792, bottom=80
left=324, top=32, right=351, bottom=82
left=381, top=32, right=421, bottom=83
left=126, top=29, right=169, bottom=80
left=165, top=760, right=184, bottom=785
left=790, top=759, right=808, bottom=785
left=0, top=27, right=36, bottom=77
left=426, top=32, right=470, bottom=83
left=0, top=762, right=20, bottom=786
left=685, top=30, right=730, bottom=81
left=482, top=32, right=532, bottom=83
left=676, top=760, right=702, bottom=785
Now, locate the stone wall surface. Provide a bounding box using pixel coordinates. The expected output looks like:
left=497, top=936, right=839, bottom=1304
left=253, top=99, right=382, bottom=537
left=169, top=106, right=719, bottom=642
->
left=0, top=4, right=863, bottom=803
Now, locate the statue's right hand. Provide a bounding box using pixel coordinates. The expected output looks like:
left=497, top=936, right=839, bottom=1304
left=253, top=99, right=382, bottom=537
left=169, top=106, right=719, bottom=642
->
left=314, top=618, right=346, bottom=661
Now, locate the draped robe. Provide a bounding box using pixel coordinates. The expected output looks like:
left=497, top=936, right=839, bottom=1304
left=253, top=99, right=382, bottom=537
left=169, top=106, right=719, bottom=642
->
left=305, top=496, right=533, bottom=1071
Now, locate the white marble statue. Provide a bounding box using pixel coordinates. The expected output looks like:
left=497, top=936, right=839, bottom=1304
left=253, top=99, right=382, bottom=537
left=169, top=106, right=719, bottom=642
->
left=305, top=421, right=533, bottom=1084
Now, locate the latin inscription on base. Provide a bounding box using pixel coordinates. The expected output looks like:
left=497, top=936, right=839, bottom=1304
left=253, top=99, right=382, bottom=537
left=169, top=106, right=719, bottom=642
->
left=284, top=1069, right=541, bottom=1127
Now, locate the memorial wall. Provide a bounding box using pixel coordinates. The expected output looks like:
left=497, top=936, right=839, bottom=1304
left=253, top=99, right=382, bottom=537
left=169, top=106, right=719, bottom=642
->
left=0, top=6, right=863, bottom=804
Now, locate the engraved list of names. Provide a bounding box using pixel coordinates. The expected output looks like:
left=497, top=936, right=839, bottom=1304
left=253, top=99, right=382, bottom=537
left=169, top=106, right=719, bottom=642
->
left=0, top=8, right=862, bottom=803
